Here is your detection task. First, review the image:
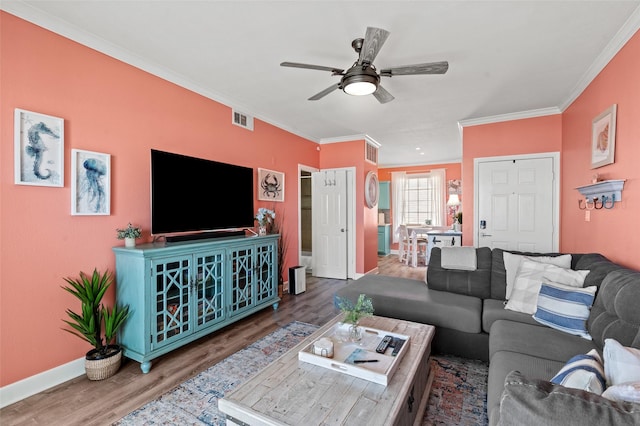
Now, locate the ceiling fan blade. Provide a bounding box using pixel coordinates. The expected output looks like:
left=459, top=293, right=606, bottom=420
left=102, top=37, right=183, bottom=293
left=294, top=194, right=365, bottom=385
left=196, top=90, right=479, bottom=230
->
left=358, top=27, right=390, bottom=65
left=308, top=83, right=341, bottom=101
left=373, top=85, right=394, bottom=104
left=381, top=61, right=449, bottom=76
left=281, top=62, right=344, bottom=74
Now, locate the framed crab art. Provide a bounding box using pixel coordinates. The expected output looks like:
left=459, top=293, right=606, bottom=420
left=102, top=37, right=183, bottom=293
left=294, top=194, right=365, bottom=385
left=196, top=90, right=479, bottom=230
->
left=258, top=168, right=284, bottom=202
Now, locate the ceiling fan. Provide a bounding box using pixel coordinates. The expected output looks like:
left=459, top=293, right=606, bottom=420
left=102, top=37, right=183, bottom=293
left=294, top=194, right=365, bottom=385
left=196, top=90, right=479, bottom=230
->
left=281, top=27, right=448, bottom=104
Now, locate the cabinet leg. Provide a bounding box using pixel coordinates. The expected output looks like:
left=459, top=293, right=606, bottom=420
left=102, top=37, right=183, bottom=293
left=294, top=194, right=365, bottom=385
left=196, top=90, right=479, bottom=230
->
left=272, top=302, right=279, bottom=310
left=140, top=360, right=152, bottom=374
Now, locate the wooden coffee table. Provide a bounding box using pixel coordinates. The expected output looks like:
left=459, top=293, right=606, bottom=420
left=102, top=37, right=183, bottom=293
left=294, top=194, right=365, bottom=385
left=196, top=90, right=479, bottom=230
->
left=219, top=315, right=436, bottom=426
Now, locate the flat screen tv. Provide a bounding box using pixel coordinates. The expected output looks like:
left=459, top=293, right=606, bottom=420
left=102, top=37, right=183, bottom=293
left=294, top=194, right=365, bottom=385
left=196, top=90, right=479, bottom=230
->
left=151, top=149, right=254, bottom=236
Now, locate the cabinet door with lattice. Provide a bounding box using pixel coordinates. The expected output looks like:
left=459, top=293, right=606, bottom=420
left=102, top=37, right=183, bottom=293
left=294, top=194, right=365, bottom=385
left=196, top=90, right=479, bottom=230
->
left=228, top=245, right=255, bottom=317
left=255, top=240, right=277, bottom=304
left=194, top=249, right=226, bottom=331
left=151, top=255, right=192, bottom=349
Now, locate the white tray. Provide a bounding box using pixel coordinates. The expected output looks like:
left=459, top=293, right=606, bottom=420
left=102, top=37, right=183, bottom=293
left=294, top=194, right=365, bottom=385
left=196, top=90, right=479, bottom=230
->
left=298, top=323, right=409, bottom=386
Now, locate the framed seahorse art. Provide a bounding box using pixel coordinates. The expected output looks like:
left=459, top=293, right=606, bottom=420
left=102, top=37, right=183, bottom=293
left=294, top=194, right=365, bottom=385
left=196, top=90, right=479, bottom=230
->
left=14, top=109, right=64, bottom=187
left=591, top=104, right=617, bottom=169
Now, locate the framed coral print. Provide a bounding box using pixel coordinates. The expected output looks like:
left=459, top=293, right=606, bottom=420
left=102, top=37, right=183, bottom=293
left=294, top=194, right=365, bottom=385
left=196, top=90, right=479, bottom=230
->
left=258, top=168, right=284, bottom=202
left=14, top=109, right=64, bottom=187
left=591, top=104, right=617, bottom=169
left=71, top=149, right=111, bottom=215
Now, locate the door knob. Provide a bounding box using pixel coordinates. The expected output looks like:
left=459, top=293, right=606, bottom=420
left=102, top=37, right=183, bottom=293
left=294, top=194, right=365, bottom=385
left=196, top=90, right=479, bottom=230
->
left=340, top=228, right=345, bottom=232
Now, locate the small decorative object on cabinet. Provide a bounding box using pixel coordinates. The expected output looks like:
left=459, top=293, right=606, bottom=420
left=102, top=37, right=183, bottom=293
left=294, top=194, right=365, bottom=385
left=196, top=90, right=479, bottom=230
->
left=116, top=223, right=142, bottom=248
left=113, top=235, right=279, bottom=373
left=61, top=269, right=130, bottom=380
left=254, top=207, right=275, bottom=235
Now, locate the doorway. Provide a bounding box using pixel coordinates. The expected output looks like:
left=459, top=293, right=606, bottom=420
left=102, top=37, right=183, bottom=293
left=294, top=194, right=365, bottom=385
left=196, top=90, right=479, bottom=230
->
left=298, top=166, right=315, bottom=271
left=474, top=152, right=560, bottom=251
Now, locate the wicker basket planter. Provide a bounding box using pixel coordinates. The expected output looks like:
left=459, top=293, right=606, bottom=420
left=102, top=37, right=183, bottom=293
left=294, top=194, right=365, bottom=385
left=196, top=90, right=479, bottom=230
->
left=85, top=345, right=122, bottom=381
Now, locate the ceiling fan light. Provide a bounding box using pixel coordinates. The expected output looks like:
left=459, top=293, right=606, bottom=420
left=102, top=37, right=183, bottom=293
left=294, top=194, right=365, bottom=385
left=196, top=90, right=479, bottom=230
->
left=344, top=81, right=377, bottom=96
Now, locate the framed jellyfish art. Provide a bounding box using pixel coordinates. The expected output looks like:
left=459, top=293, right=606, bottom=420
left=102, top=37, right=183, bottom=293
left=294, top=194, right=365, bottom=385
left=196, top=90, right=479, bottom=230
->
left=71, top=149, right=111, bottom=215
left=14, top=109, right=65, bottom=187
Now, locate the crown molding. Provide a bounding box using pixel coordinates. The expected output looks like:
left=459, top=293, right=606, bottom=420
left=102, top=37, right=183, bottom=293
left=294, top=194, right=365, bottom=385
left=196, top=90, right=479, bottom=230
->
left=319, top=134, right=368, bottom=144
left=1, top=2, right=320, bottom=145
left=560, top=4, right=640, bottom=111
left=458, top=107, right=561, bottom=128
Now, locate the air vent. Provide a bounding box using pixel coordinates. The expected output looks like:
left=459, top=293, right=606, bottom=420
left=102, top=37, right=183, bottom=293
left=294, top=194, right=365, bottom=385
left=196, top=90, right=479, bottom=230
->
left=232, top=109, right=254, bottom=131
left=365, top=140, right=378, bottom=165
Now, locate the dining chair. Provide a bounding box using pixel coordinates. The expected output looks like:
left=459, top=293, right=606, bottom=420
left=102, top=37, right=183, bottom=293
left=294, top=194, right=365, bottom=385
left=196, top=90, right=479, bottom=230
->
left=397, top=225, right=427, bottom=267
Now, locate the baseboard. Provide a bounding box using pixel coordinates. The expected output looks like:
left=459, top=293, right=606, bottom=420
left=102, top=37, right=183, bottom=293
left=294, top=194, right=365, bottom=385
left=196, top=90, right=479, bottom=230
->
left=0, top=357, right=85, bottom=408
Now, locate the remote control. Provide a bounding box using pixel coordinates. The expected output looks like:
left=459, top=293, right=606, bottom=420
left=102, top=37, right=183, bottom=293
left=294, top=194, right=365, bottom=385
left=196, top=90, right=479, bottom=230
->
left=376, top=335, right=393, bottom=354
left=391, top=338, right=405, bottom=356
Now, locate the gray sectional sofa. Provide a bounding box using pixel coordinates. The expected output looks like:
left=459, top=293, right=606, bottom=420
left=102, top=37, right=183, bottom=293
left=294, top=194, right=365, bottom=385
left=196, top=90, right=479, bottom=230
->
left=334, top=247, right=640, bottom=425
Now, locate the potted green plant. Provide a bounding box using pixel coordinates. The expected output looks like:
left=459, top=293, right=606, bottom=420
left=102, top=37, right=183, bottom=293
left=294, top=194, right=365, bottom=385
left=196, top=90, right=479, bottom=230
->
left=62, top=269, right=130, bottom=380
left=116, top=223, right=142, bottom=247
left=336, top=294, right=374, bottom=341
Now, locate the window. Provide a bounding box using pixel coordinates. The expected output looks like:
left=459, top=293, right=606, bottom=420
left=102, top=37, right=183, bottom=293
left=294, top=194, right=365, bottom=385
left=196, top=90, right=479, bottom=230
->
left=405, top=174, right=437, bottom=224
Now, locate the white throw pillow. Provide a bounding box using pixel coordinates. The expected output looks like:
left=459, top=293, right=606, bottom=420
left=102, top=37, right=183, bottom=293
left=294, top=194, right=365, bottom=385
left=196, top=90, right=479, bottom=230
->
left=602, top=381, right=640, bottom=403
left=504, top=260, right=589, bottom=315
left=603, top=338, right=640, bottom=386
left=503, top=252, right=572, bottom=299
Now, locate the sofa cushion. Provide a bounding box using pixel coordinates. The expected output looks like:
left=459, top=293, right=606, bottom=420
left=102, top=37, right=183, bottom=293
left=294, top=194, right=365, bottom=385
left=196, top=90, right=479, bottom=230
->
left=533, top=283, right=597, bottom=340
left=489, top=320, right=595, bottom=362
left=497, top=371, right=640, bottom=426
left=505, top=260, right=588, bottom=315
left=483, top=299, right=538, bottom=333
left=426, top=247, right=492, bottom=298
left=488, top=351, right=565, bottom=425
left=491, top=248, right=581, bottom=300
left=550, top=349, right=605, bottom=394
left=576, top=253, right=624, bottom=288
left=588, top=269, right=640, bottom=350
left=503, top=252, right=572, bottom=299
left=334, top=274, right=482, bottom=333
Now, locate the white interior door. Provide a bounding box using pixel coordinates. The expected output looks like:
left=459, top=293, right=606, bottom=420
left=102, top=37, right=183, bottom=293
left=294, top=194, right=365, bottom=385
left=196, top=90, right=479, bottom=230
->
left=475, top=155, right=558, bottom=252
left=312, top=169, right=348, bottom=279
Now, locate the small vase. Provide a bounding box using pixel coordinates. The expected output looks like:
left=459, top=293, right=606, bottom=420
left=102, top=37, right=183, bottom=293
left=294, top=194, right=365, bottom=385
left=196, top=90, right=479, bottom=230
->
left=124, top=237, right=136, bottom=248
left=258, top=226, right=267, bottom=236
left=349, top=323, right=362, bottom=342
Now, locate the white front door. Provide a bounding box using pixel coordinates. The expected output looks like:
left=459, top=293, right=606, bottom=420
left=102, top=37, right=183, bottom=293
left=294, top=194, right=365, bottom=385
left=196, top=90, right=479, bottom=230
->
left=476, top=154, right=558, bottom=252
left=312, top=169, right=348, bottom=279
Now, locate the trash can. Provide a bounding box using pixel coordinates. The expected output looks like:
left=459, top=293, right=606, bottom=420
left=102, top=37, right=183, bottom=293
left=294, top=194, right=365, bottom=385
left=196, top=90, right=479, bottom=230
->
left=289, top=266, right=306, bottom=295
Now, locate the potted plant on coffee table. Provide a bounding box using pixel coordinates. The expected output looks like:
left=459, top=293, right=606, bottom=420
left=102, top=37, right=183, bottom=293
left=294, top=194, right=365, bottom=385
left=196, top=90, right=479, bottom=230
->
left=336, top=293, right=374, bottom=342
left=62, top=269, right=130, bottom=380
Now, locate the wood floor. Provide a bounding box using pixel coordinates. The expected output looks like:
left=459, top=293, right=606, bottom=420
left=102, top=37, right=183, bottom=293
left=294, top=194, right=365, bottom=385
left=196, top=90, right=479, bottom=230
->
left=1, top=255, right=425, bottom=426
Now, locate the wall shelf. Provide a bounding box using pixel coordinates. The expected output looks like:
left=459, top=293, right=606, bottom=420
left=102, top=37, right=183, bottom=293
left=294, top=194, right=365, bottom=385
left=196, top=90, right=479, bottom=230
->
left=576, top=179, right=625, bottom=205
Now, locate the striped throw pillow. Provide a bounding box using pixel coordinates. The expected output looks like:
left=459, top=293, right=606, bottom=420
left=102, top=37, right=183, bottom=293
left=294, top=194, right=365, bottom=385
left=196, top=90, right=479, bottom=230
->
left=533, top=282, right=597, bottom=339
left=551, top=349, right=606, bottom=394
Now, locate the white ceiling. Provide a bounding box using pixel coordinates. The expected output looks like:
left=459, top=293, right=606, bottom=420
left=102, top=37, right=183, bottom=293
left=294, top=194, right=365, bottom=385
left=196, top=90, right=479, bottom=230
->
left=3, top=1, right=640, bottom=167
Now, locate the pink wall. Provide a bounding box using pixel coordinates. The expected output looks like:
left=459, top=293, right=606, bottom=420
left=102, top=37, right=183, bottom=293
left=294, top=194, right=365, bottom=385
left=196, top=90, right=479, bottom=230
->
left=461, top=115, right=563, bottom=245
left=319, top=140, right=379, bottom=274
left=0, top=13, right=319, bottom=387
left=560, top=30, right=640, bottom=268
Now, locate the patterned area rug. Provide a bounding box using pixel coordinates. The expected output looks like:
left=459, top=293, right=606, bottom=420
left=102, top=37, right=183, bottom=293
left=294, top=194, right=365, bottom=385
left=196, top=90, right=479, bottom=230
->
left=115, top=322, right=488, bottom=426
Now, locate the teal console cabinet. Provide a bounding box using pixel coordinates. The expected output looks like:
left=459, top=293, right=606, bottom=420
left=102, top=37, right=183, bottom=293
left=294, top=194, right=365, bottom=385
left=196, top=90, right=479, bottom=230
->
left=113, top=235, right=279, bottom=373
